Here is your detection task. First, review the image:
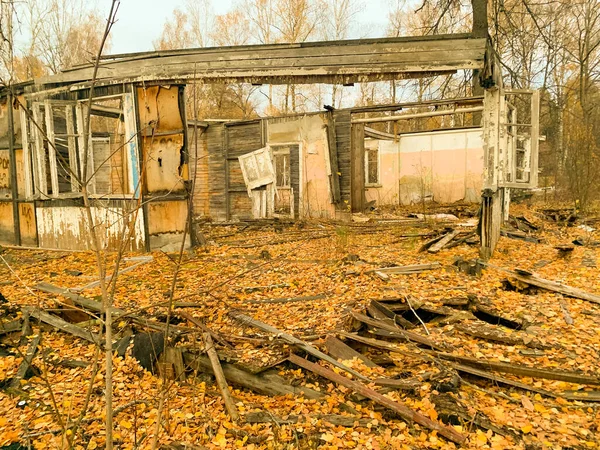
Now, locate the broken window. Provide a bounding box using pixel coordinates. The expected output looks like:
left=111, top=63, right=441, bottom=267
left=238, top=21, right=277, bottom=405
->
left=30, top=101, right=79, bottom=197
left=272, top=146, right=291, bottom=188
left=25, top=94, right=137, bottom=199
left=365, top=140, right=379, bottom=186
left=86, top=97, right=130, bottom=196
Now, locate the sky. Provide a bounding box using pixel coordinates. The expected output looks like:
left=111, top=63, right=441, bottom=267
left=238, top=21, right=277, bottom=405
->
left=108, top=0, right=393, bottom=54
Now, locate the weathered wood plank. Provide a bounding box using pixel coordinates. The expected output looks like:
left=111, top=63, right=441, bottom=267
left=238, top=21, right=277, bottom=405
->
left=10, top=333, right=42, bottom=389
left=183, top=352, right=324, bottom=399
left=288, top=354, right=466, bottom=444
left=27, top=308, right=100, bottom=344
left=324, top=336, right=379, bottom=368
left=428, top=230, right=460, bottom=253
left=230, top=311, right=369, bottom=381
left=203, top=332, right=239, bottom=421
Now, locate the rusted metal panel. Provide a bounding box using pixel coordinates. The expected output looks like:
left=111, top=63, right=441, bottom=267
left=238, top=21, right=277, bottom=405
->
left=0, top=201, right=15, bottom=244
left=18, top=202, right=37, bottom=246
left=35, top=201, right=145, bottom=251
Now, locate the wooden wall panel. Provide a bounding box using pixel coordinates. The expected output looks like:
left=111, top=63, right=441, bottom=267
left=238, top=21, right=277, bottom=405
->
left=226, top=122, right=262, bottom=158
left=137, top=86, right=184, bottom=133
left=334, top=110, right=351, bottom=206
left=0, top=201, right=14, bottom=244
left=350, top=123, right=365, bottom=212
left=147, top=200, right=188, bottom=235
left=189, top=125, right=210, bottom=217
left=19, top=202, right=37, bottom=246
left=206, top=124, right=227, bottom=221
left=143, top=134, right=186, bottom=193
left=229, top=192, right=253, bottom=220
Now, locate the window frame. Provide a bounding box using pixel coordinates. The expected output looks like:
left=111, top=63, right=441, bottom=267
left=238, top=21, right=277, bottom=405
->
left=364, top=139, right=381, bottom=187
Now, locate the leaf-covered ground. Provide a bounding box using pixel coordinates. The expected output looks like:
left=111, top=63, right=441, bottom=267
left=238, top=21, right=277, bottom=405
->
left=1, top=203, right=599, bottom=449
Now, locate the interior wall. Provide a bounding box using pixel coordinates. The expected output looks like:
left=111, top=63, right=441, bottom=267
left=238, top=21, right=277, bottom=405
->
left=365, top=128, right=484, bottom=206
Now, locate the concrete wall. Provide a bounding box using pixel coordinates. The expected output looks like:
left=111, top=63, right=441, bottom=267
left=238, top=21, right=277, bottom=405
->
left=365, top=128, right=483, bottom=206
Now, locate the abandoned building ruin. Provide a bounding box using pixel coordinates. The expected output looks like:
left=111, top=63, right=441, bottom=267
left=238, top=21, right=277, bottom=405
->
left=0, top=32, right=539, bottom=258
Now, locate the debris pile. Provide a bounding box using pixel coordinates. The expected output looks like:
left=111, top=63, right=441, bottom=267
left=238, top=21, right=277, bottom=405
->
left=1, top=204, right=600, bottom=449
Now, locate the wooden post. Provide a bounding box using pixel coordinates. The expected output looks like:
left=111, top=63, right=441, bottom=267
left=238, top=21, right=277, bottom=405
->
left=7, top=93, right=20, bottom=246
left=202, top=332, right=239, bottom=422
left=350, top=123, right=365, bottom=213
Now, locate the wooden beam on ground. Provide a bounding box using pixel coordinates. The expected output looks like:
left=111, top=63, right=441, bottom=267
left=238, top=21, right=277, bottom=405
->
left=351, top=311, right=447, bottom=351
left=434, top=352, right=600, bottom=385
left=288, top=354, right=466, bottom=444
left=0, top=319, right=22, bottom=335
left=338, top=332, right=428, bottom=360
left=10, top=333, right=42, bottom=389
left=27, top=308, right=100, bottom=345
left=366, top=263, right=441, bottom=274
left=428, top=230, right=460, bottom=253
left=455, top=322, right=550, bottom=350
left=203, top=332, right=239, bottom=421
left=324, top=336, right=379, bottom=368
left=34, top=282, right=125, bottom=316
left=230, top=311, right=369, bottom=381
left=183, top=352, right=324, bottom=399
left=510, top=273, right=600, bottom=304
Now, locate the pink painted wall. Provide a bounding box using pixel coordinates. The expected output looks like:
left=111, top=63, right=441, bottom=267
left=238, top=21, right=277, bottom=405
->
left=366, top=128, right=484, bottom=206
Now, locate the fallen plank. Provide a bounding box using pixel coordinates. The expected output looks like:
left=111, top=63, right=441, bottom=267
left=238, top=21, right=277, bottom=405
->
left=372, top=375, right=430, bottom=391
left=245, top=410, right=371, bottom=427
left=230, top=311, right=369, bottom=381
left=0, top=319, right=22, bottom=335
left=418, top=234, right=446, bottom=252
left=351, top=311, right=447, bottom=351
left=368, top=300, right=415, bottom=329
left=27, top=308, right=100, bottom=344
left=428, top=230, right=460, bottom=253
left=203, top=332, right=239, bottom=421
left=288, top=354, right=466, bottom=444
left=72, top=256, right=154, bottom=291
left=434, top=352, right=600, bottom=385
left=10, top=333, right=42, bottom=389
left=366, top=263, right=441, bottom=274
left=34, top=282, right=126, bottom=316
left=338, top=332, right=427, bottom=359
left=455, top=322, right=550, bottom=350
left=449, top=362, right=558, bottom=398
left=323, top=336, right=379, bottom=368
left=510, top=272, right=600, bottom=304
left=183, top=352, right=324, bottom=399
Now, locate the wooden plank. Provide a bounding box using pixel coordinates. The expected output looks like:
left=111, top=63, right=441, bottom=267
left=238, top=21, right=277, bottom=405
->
left=183, top=352, right=324, bottom=399
left=203, top=332, right=239, bottom=421
left=323, top=336, right=379, bottom=368
left=434, top=352, right=600, bottom=385
left=351, top=311, right=446, bottom=351
left=455, top=322, right=550, bottom=349
left=350, top=123, right=365, bottom=212
left=325, top=113, right=341, bottom=204
left=34, top=282, right=125, bottom=316
left=511, top=273, right=600, bottom=304
left=10, top=333, right=42, bottom=389
left=0, top=319, right=22, bottom=335
left=449, top=362, right=559, bottom=398
left=28, top=308, right=100, bottom=344
left=230, top=311, right=369, bottom=381
left=288, top=354, right=466, bottom=444
left=428, top=230, right=460, bottom=253
left=366, top=263, right=441, bottom=274
left=339, top=332, right=422, bottom=358
left=39, top=36, right=488, bottom=86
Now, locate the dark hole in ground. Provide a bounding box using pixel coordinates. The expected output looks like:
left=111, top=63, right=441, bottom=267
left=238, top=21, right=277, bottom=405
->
left=400, top=308, right=445, bottom=324
left=473, top=310, right=522, bottom=330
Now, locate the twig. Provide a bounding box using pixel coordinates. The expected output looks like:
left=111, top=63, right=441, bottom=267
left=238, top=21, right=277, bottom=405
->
left=405, top=295, right=430, bottom=336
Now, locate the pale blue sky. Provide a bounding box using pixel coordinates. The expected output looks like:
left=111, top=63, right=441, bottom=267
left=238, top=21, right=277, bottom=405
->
left=109, top=0, right=394, bottom=54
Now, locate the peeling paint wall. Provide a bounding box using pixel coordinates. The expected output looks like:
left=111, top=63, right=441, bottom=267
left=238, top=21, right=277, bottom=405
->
left=36, top=201, right=145, bottom=251
left=267, top=114, right=335, bottom=219
left=147, top=200, right=189, bottom=250
left=138, top=86, right=186, bottom=194
left=0, top=201, right=14, bottom=244
left=365, top=128, right=483, bottom=206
